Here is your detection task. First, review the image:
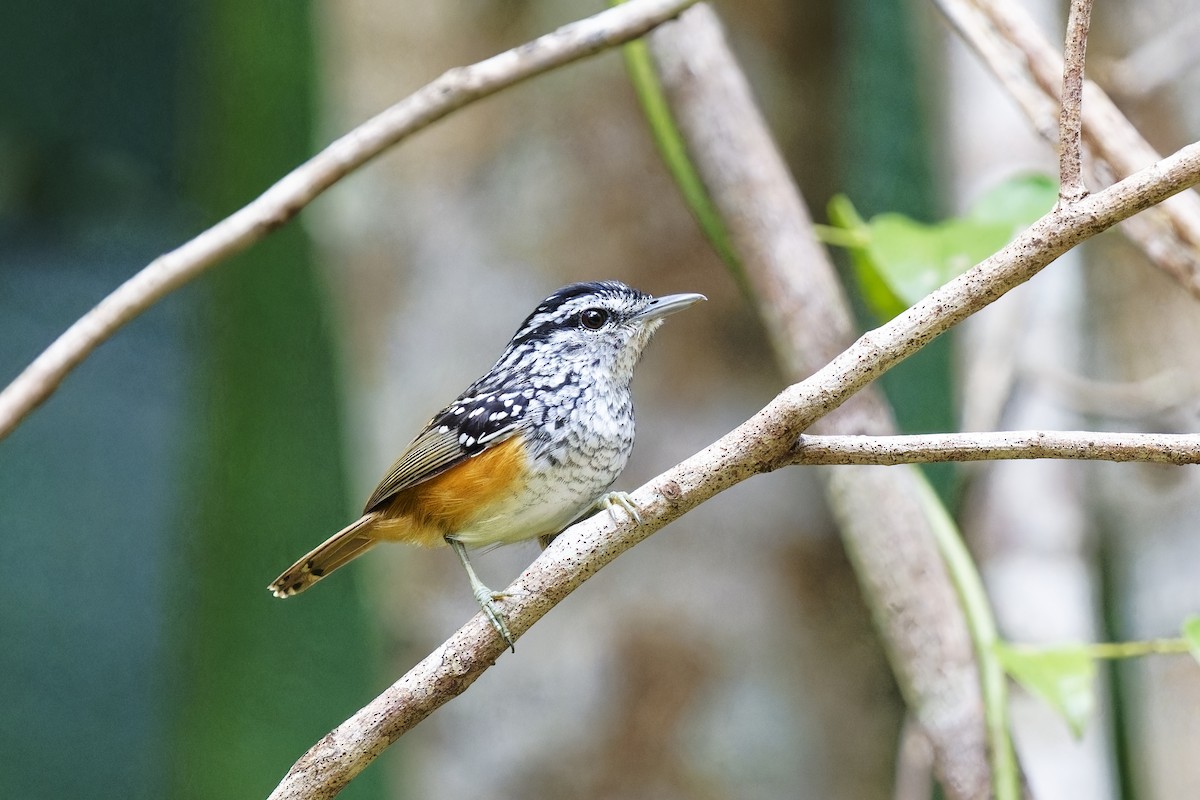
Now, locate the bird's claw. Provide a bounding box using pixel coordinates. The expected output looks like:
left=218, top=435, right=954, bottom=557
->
left=596, top=491, right=642, bottom=525
left=473, top=585, right=515, bottom=652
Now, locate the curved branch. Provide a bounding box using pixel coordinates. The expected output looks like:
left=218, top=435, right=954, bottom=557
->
left=268, top=140, right=1200, bottom=799
left=0, top=0, right=700, bottom=442
left=793, top=430, right=1200, bottom=466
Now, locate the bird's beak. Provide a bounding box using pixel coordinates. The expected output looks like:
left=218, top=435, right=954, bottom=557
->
left=634, top=292, right=707, bottom=322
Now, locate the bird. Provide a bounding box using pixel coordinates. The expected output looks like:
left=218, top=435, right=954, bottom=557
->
left=268, top=280, right=705, bottom=649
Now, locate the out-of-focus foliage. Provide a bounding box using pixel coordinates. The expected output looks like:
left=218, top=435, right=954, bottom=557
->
left=0, top=1, right=380, bottom=798
left=826, top=174, right=1058, bottom=320
left=1184, top=616, right=1200, bottom=667
left=996, top=644, right=1097, bottom=739
left=836, top=0, right=956, bottom=499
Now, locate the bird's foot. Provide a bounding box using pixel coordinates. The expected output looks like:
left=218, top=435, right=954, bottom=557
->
left=596, top=491, right=642, bottom=525
left=472, top=583, right=515, bottom=652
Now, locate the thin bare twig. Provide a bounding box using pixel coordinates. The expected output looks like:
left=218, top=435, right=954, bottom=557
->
left=0, top=0, right=700, bottom=443
left=793, top=430, right=1200, bottom=466
left=933, top=0, right=1200, bottom=297
left=1058, top=0, right=1094, bottom=203
left=268, top=140, right=1200, bottom=800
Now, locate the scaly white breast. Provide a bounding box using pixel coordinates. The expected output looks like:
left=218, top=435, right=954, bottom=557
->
left=449, top=376, right=635, bottom=547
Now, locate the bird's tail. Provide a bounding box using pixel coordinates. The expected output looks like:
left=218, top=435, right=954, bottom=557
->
left=268, top=514, right=379, bottom=598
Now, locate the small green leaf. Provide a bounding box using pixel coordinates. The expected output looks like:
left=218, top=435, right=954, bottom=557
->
left=827, top=195, right=908, bottom=320
left=863, top=215, right=1013, bottom=305
left=1183, top=616, right=1200, bottom=666
left=995, top=643, right=1096, bottom=738
left=826, top=193, right=868, bottom=231
left=822, top=175, right=1057, bottom=320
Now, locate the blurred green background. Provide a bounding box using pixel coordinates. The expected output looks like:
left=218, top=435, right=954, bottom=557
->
left=0, top=1, right=379, bottom=797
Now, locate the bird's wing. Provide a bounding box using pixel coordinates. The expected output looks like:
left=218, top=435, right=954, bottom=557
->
left=363, top=389, right=532, bottom=513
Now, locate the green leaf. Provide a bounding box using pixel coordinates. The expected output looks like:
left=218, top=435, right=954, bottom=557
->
left=1183, top=616, right=1200, bottom=666
left=826, top=194, right=908, bottom=319
left=863, top=214, right=1007, bottom=304
left=995, top=643, right=1096, bottom=738
left=823, top=175, right=1057, bottom=319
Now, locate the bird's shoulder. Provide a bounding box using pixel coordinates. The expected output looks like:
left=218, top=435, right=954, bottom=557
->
left=362, top=384, right=536, bottom=513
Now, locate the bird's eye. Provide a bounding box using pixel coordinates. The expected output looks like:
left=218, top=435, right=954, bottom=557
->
left=579, top=308, right=610, bottom=330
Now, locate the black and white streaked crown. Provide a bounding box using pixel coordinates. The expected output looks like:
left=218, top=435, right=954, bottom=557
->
left=507, top=280, right=652, bottom=348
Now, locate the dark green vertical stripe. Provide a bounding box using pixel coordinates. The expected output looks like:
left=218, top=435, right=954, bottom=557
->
left=171, top=0, right=381, bottom=797
left=838, top=0, right=956, bottom=499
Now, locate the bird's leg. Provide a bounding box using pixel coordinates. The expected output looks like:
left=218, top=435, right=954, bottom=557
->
left=595, top=491, right=642, bottom=525
left=446, top=536, right=515, bottom=652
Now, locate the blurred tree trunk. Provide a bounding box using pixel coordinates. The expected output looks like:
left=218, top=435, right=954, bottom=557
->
left=1086, top=6, right=1200, bottom=797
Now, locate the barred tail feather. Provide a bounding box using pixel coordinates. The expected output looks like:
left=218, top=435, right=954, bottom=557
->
left=268, top=514, right=379, bottom=598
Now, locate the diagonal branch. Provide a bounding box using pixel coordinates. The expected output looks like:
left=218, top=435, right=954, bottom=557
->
left=0, top=0, right=700, bottom=443
left=933, top=0, right=1200, bottom=298
left=805, top=141, right=1200, bottom=413
left=267, top=139, right=1200, bottom=800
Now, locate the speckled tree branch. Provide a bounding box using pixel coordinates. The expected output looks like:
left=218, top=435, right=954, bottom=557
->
left=1058, top=0, right=1094, bottom=203
left=793, top=430, right=1200, bottom=466
left=0, top=0, right=701, bottom=443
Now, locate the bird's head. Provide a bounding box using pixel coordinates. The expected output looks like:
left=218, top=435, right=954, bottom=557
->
left=501, top=280, right=705, bottom=383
